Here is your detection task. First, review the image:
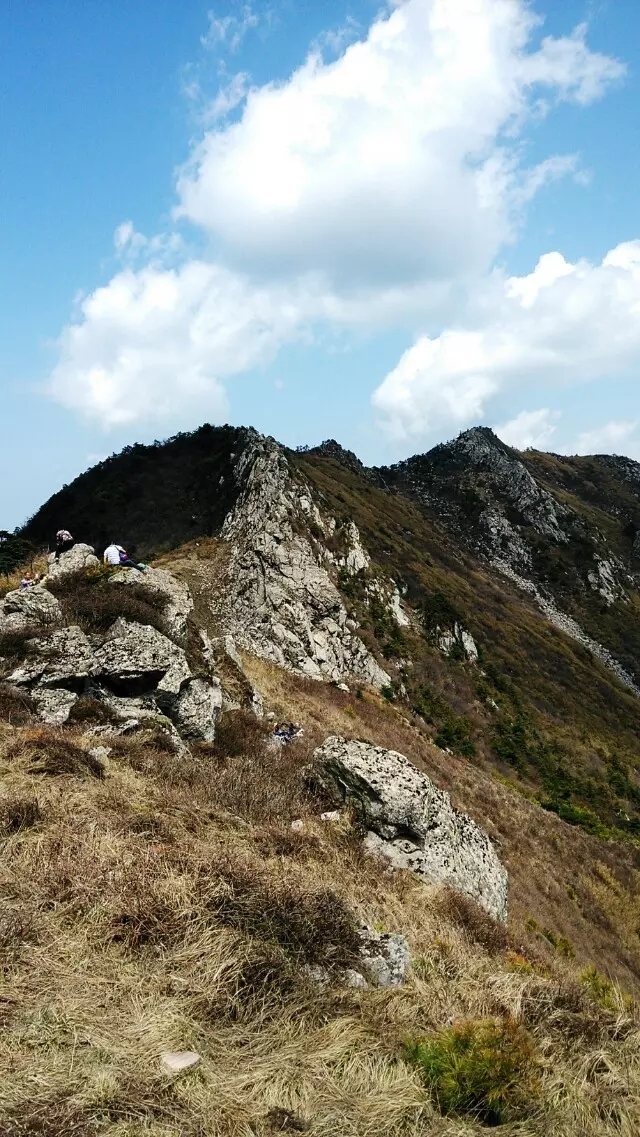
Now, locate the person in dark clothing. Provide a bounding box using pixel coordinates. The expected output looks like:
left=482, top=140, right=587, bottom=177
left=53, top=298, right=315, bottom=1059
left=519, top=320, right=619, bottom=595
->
left=54, top=529, right=74, bottom=560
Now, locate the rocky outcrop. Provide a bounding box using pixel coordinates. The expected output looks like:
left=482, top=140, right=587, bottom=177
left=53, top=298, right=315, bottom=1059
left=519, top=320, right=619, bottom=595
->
left=109, top=567, right=193, bottom=641
left=311, top=737, right=508, bottom=922
left=218, top=436, right=390, bottom=688
left=306, top=924, right=411, bottom=989
left=46, top=543, right=100, bottom=582
left=437, top=622, right=478, bottom=662
left=493, top=560, right=640, bottom=695
left=381, top=427, right=630, bottom=604
left=0, top=585, right=62, bottom=634
left=3, top=592, right=222, bottom=739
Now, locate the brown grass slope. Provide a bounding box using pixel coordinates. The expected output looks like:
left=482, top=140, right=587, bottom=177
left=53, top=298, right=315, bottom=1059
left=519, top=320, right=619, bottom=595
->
left=1, top=698, right=639, bottom=1137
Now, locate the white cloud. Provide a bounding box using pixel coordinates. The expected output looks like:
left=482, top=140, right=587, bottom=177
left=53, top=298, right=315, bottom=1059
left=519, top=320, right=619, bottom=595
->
left=48, top=263, right=314, bottom=428
left=495, top=408, right=559, bottom=450
left=201, top=6, right=259, bottom=52
left=373, top=241, right=640, bottom=440
left=49, top=0, right=625, bottom=429
left=575, top=419, right=639, bottom=456
left=177, top=0, right=622, bottom=289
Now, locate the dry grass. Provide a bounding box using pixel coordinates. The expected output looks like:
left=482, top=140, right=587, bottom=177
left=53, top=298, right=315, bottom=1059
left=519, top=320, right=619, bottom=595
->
left=46, top=568, right=170, bottom=637
left=0, top=683, right=36, bottom=726
left=0, top=689, right=639, bottom=1134
left=4, top=726, right=106, bottom=779
left=240, top=654, right=640, bottom=999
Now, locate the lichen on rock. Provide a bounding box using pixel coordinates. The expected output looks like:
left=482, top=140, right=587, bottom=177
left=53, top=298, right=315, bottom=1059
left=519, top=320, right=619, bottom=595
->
left=312, top=736, right=508, bottom=922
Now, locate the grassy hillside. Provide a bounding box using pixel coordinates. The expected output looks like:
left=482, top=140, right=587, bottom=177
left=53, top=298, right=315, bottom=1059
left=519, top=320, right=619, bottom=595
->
left=1, top=675, right=639, bottom=1136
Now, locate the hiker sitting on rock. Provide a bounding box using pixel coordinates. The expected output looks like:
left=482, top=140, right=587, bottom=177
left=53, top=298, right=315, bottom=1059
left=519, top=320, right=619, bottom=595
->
left=54, top=529, right=74, bottom=560
left=20, top=571, right=34, bottom=590
left=103, top=543, right=147, bottom=572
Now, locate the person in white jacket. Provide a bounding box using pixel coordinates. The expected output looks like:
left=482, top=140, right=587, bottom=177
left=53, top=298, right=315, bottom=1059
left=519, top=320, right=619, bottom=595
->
left=103, top=543, right=147, bottom=572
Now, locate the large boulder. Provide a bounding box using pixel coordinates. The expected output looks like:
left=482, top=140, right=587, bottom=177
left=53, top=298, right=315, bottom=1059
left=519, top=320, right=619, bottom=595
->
left=311, top=737, right=508, bottom=922
left=5, top=612, right=222, bottom=740
left=93, top=619, right=220, bottom=740
left=108, top=566, right=193, bottom=640
left=2, top=585, right=62, bottom=629
left=46, top=543, right=100, bottom=582
left=8, top=626, right=95, bottom=689
left=94, top=618, right=190, bottom=695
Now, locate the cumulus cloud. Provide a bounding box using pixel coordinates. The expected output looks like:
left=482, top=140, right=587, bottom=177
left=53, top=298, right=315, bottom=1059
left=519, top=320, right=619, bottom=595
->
left=373, top=242, right=640, bottom=440
left=48, top=262, right=314, bottom=427
left=49, top=0, right=625, bottom=429
left=177, top=0, right=621, bottom=288
left=495, top=408, right=559, bottom=450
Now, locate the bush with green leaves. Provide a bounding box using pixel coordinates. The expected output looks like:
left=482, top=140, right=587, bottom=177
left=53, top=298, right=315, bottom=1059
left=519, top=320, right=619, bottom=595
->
left=404, top=1017, right=541, bottom=1126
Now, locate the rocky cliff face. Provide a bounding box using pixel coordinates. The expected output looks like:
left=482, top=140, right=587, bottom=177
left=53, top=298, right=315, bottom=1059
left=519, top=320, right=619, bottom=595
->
left=376, top=427, right=638, bottom=689
left=0, top=557, right=223, bottom=742
left=211, top=434, right=393, bottom=688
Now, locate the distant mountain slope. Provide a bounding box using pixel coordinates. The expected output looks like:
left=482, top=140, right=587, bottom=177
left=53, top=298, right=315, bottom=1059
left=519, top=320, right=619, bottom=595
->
left=21, top=423, right=253, bottom=557
left=17, top=421, right=640, bottom=842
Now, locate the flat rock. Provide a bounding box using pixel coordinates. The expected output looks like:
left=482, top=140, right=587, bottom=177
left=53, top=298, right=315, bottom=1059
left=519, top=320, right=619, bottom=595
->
left=160, top=1050, right=201, bottom=1074
left=311, top=736, right=508, bottom=922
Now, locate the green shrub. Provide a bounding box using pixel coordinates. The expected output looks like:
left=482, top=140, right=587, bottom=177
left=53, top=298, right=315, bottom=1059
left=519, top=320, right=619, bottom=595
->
left=580, top=965, right=617, bottom=1011
left=412, top=685, right=475, bottom=757
left=541, top=928, right=575, bottom=959
left=404, top=1018, right=541, bottom=1126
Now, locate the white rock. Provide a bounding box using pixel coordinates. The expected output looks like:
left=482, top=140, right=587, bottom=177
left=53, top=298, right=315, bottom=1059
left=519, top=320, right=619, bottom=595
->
left=160, top=1051, right=201, bottom=1074
left=312, top=736, right=508, bottom=922
left=320, top=810, right=341, bottom=823
left=290, top=819, right=304, bottom=832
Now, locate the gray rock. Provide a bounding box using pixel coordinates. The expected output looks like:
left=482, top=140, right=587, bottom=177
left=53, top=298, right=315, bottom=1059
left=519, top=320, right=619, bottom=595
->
left=174, top=676, right=222, bottom=742
left=2, top=585, right=62, bottom=627
left=94, top=619, right=189, bottom=693
left=46, top=544, right=100, bottom=582
left=219, top=437, right=391, bottom=689
left=8, top=626, right=96, bottom=688
left=30, top=687, right=78, bottom=724
left=357, top=925, right=411, bottom=988
left=312, top=736, right=508, bottom=922
left=108, top=566, right=193, bottom=640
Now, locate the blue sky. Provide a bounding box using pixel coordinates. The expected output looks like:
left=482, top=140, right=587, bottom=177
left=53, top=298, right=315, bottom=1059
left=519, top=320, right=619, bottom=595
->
left=2, top=0, right=640, bottom=529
